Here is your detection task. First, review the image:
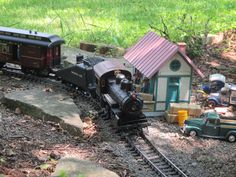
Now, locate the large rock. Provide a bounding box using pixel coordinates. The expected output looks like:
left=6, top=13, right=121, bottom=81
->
left=61, top=46, right=132, bottom=71
left=51, top=157, right=119, bottom=177
left=62, top=46, right=96, bottom=66
left=1, top=87, right=83, bottom=136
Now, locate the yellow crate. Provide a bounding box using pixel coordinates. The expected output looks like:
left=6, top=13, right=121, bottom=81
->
left=188, top=104, right=202, bottom=117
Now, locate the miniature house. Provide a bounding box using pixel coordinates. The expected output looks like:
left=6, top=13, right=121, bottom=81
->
left=124, top=31, right=204, bottom=113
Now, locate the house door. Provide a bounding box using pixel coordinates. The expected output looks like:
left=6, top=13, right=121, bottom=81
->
left=166, top=77, right=180, bottom=109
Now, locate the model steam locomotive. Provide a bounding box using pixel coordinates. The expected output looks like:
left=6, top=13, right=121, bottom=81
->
left=94, top=60, right=148, bottom=128
left=0, top=26, right=148, bottom=129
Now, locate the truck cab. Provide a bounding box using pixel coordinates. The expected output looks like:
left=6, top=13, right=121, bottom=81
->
left=183, top=112, right=236, bottom=142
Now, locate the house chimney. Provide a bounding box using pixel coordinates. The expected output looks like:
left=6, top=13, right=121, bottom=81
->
left=177, top=42, right=187, bottom=54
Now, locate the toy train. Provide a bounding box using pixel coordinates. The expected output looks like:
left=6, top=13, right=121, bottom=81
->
left=0, top=26, right=64, bottom=75
left=0, top=26, right=149, bottom=129
left=94, top=60, right=148, bottom=128
left=57, top=57, right=148, bottom=129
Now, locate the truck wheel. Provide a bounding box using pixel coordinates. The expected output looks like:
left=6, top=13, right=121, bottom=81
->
left=208, top=100, right=217, bottom=108
left=228, top=134, right=236, bottom=142
left=189, top=130, right=197, bottom=137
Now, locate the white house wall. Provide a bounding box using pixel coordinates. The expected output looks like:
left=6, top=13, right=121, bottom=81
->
left=155, top=103, right=166, bottom=111
left=154, top=52, right=192, bottom=111
left=158, top=53, right=191, bottom=76
left=156, top=77, right=167, bottom=101
left=179, top=77, right=190, bottom=101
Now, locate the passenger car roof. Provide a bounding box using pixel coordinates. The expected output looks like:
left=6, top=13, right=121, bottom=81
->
left=0, top=26, right=65, bottom=47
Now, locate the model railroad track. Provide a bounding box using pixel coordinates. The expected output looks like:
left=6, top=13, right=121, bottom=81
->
left=121, top=131, right=188, bottom=177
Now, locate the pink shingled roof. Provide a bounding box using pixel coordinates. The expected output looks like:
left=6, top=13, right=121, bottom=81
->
left=124, top=31, right=204, bottom=78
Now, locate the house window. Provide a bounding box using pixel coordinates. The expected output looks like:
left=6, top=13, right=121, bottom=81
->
left=170, top=60, right=181, bottom=71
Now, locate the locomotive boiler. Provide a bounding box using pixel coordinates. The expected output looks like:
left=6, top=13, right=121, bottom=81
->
left=94, top=60, right=148, bottom=129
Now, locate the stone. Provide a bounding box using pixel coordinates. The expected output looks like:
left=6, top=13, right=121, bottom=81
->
left=1, top=87, right=83, bottom=136
left=61, top=46, right=96, bottom=66
left=15, top=107, right=21, bottom=114
left=61, top=46, right=132, bottom=71
left=80, top=41, right=97, bottom=53
left=191, top=162, right=197, bottom=167
left=51, top=157, right=119, bottom=177
left=50, top=151, right=61, bottom=160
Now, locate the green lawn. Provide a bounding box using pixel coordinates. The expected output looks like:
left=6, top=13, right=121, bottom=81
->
left=0, top=0, right=235, bottom=48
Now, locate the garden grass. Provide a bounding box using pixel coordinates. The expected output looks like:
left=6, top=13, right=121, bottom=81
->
left=0, top=0, right=235, bottom=48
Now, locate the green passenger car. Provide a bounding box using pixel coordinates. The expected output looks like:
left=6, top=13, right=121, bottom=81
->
left=183, top=112, right=236, bottom=142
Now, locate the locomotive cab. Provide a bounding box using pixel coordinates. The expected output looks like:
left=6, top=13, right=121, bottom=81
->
left=94, top=60, right=131, bottom=95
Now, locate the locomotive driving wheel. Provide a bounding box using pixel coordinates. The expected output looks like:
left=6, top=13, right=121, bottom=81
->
left=0, top=62, right=5, bottom=68
left=38, top=69, right=50, bottom=76
left=21, top=67, right=31, bottom=74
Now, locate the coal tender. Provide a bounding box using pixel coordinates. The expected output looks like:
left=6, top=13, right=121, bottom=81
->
left=56, top=55, right=104, bottom=93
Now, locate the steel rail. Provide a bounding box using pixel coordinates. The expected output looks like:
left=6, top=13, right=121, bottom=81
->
left=122, top=131, right=188, bottom=177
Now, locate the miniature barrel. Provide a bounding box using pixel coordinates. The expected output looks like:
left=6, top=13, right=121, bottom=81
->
left=178, top=110, right=188, bottom=127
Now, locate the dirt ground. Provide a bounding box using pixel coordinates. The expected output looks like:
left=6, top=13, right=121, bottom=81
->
left=193, top=29, right=236, bottom=84
left=0, top=75, right=156, bottom=177
left=145, top=119, right=236, bottom=177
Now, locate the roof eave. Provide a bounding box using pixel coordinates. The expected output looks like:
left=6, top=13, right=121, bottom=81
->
left=178, top=50, right=205, bottom=78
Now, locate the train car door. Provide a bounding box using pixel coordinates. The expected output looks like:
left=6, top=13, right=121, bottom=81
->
left=51, top=46, right=60, bottom=66
left=12, top=44, right=20, bottom=61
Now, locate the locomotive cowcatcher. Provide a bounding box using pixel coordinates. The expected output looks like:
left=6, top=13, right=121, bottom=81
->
left=0, top=26, right=64, bottom=75
left=94, top=60, right=149, bottom=129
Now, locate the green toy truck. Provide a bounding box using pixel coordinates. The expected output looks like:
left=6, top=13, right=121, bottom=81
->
left=182, top=112, right=236, bottom=142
